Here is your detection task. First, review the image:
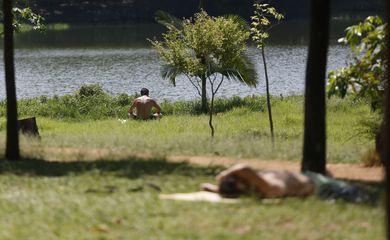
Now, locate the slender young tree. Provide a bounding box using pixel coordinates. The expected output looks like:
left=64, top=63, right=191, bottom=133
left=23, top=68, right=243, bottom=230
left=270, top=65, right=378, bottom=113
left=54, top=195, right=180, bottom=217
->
left=250, top=2, right=284, bottom=147
left=383, top=0, right=390, bottom=238
left=301, top=0, right=330, bottom=174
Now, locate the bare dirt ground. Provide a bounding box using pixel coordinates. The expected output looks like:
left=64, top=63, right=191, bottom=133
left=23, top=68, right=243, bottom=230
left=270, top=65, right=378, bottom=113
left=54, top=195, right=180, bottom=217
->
left=26, top=147, right=384, bottom=182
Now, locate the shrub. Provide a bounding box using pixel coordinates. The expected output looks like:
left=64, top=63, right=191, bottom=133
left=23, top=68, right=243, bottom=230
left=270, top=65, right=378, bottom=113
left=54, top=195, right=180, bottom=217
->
left=361, top=149, right=382, bottom=167
left=328, top=16, right=386, bottom=111
left=76, top=84, right=105, bottom=98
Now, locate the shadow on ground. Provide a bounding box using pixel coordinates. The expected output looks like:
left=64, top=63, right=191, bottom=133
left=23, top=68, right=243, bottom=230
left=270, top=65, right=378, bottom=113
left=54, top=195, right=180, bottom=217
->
left=0, top=156, right=224, bottom=179
left=0, top=157, right=383, bottom=206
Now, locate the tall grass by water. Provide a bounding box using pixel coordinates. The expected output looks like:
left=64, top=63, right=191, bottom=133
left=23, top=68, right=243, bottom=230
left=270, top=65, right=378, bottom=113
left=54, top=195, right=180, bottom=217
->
left=0, top=84, right=267, bottom=120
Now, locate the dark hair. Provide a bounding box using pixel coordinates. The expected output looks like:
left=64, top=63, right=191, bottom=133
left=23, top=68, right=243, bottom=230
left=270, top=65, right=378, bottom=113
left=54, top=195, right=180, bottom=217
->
left=140, top=88, right=149, bottom=96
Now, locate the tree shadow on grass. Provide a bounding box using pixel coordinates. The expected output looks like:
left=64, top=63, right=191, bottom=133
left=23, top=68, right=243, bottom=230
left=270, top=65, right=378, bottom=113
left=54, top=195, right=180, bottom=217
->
left=0, top=157, right=383, bottom=206
left=0, top=156, right=224, bottom=179
left=344, top=179, right=384, bottom=206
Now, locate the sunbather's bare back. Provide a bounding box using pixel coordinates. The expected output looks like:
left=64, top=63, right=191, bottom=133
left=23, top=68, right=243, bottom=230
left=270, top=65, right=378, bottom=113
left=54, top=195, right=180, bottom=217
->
left=202, top=164, right=315, bottom=198
left=129, top=88, right=162, bottom=120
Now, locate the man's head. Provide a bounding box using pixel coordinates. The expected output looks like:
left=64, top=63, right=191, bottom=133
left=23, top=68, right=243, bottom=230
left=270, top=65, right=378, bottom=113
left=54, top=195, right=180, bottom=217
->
left=140, top=88, right=149, bottom=96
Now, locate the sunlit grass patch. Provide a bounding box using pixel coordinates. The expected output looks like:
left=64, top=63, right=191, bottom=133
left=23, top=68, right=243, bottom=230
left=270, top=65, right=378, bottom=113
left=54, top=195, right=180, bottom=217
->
left=0, top=156, right=384, bottom=239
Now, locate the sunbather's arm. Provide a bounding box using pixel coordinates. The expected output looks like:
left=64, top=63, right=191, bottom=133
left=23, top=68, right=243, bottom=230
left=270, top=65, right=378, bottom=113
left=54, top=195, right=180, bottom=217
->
left=129, top=100, right=137, bottom=113
left=152, top=100, right=162, bottom=114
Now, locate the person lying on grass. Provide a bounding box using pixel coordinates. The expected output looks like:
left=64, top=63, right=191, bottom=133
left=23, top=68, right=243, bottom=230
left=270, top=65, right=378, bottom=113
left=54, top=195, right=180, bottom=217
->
left=128, top=88, right=162, bottom=120
left=201, top=164, right=315, bottom=198
left=201, top=164, right=369, bottom=202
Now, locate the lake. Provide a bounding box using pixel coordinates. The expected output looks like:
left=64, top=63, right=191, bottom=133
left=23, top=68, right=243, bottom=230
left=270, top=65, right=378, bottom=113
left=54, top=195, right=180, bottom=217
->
left=0, top=21, right=354, bottom=101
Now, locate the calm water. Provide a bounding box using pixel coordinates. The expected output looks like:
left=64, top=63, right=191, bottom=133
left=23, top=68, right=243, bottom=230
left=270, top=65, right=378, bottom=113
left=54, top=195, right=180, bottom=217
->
left=0, top=22, right=353, bottom=101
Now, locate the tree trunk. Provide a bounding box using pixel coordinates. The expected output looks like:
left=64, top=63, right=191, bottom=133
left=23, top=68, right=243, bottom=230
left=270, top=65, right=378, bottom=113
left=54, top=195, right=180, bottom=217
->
left=261, top=47, right=275, bottom=147
left=383, top=0, right=390, bottom=238
left=3, top=0, right=20, bottom=161
left=301, top=0, right=330, bottom=174
left=209, top=92, right=215, bottom=138
left=201, top=76, right=208, bottom=113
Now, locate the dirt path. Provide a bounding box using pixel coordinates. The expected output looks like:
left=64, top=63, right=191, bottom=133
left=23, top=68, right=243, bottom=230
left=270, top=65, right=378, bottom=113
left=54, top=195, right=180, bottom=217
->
left=168, top=155, right=384, bottom=182
left=26, top=147, right=384, bottom=182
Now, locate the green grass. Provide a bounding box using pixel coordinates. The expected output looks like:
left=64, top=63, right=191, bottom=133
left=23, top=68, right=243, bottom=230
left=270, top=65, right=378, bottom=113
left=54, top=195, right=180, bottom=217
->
left=0, top=91, right=385, bottom=239
left=0, top=157, right=384, bottom=239
left=0, top=94, right=379, bottom=163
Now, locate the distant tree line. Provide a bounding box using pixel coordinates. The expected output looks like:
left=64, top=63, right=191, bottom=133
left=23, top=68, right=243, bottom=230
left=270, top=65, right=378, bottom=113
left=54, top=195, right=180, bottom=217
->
left=27, top=0, right=383, bottom=24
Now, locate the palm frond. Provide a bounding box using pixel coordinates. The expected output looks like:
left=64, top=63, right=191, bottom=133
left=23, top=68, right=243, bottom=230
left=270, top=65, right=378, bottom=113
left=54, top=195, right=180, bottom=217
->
left=220, top=54, right=258, bottom=87
left=155, top=10, right=183, bottom=31
left=161, top=64, right=183, bottom=86
left=223, top=14, right=250, bottom=30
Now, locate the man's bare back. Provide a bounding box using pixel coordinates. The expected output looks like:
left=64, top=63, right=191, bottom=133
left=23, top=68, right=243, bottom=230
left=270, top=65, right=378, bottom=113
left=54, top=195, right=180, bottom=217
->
left=129, top=88, right=162, bottom=120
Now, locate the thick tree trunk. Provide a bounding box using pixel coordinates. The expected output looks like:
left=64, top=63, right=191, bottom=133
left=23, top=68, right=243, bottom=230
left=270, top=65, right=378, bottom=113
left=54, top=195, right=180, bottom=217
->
left=4, top=0, right=20, bottom=161
left=201, top=76, right=208, bottom=113
left=261, top=47, right=275, bottom=147
left=301, top=0, right=330, bottom=174
left=383, top=0, right=390, bottom=238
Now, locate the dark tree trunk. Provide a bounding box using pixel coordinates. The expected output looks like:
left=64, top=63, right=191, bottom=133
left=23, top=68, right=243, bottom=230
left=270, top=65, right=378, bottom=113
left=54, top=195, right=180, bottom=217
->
left=261, top=47, right=275, bottom=147
left=301, top=0, right=330, bottom=174
left=209, top=90, right=215, bottom=138
left=383, top=0, right=390, bottom=238
left=3, top=0, right=20, bottom=161
left=201, top=76, right=208, bottom=113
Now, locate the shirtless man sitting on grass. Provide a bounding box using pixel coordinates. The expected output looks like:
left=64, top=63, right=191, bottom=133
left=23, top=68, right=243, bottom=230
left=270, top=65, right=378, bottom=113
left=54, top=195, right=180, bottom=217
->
left=128, top=88, right=162, bottom=120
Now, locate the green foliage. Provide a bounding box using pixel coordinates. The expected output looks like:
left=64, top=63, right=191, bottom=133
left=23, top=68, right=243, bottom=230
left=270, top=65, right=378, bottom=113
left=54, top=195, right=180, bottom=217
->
left=76, top=84, right=105, bottom=98
left=0, top=0, right=45, bottom=35
left=12, top=7, right=45, bottom=33
left=361, top=149, right=382, bottom=167
left=250, top=3, right=284, bottom=49
left=328, top=16, right=386, bottom=111
left=151, top=11, right=257, bottom=92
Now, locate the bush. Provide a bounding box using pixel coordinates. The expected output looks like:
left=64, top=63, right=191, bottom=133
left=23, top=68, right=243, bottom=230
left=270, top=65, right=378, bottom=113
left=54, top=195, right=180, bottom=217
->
left=328, top=16, right=386, bottom=111
left=361, top=149, right=382, bottom=167
left=76, top=84, right=105, bottom=98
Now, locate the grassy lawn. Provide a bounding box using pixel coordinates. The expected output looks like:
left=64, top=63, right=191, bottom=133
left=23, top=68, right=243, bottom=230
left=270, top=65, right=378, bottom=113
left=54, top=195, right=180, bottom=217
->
left=0, top=96, right=379, bottom=163
left=0, top=158, right=384, bottom=239
left=0, top=96, right=384, bottom=239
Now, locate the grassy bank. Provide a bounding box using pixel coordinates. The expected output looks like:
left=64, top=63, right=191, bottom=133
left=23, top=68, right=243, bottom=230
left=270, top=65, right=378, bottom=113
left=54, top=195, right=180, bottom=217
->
left=0, top=88, right=380, bottom=163
left=0, top=85, right=265, bottom=120
left=0, top=90, right=384, bottom=239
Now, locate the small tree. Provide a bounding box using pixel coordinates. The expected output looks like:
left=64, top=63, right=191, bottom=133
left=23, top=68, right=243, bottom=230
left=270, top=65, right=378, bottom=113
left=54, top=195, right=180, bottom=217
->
left=328, top=16, right=386, bottom=111
left=151, top=11, right=257, bottom=137
left=250, top=2, right=284, bottom=146
left=151, top=11, right=257, bottom=115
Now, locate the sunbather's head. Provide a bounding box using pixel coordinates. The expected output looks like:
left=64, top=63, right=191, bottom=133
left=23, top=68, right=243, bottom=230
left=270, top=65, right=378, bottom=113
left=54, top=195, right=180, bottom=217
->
left=219, top=176, right=250, bottom=197
left=140, top=88, right=149, bottom=96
